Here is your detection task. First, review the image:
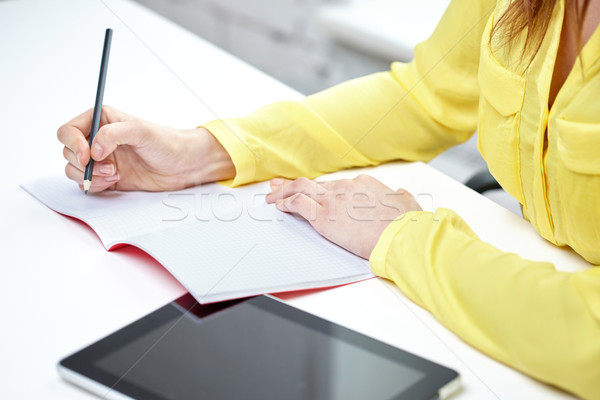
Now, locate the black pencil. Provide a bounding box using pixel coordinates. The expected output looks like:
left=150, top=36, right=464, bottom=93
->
left=83, top=28, right=113, bottom=195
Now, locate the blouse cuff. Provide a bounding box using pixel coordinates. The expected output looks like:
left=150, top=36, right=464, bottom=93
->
left=369, top=210, right=426, bottom=279
left=201, top=119, right=257, bottom=187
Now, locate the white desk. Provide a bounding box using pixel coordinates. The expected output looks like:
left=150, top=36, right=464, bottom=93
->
left=0, top=1, right=586, bottom=399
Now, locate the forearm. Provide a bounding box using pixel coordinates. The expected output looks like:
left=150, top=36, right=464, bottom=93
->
left=203, top=70, right=475, bottom=186
left=177, top=127, right=235, bottom=188
left=370, top=209, right=600, bottom=399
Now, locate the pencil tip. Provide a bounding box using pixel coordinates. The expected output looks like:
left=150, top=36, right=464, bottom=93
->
left=84, top=190, right=88, bottom=195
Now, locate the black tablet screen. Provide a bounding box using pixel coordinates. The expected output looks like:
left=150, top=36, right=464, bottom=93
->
left=62, top=295, right=456, bottom=400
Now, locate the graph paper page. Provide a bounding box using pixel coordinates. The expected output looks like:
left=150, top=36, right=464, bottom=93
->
left=21, top=176, right=268, bottom=248
left=131, top=204, right=372, bottom=303
left=22, top=176, right=373, bottom=302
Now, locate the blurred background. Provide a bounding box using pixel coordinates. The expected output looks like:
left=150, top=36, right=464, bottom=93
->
left=134, top=0, right=520, bottom=215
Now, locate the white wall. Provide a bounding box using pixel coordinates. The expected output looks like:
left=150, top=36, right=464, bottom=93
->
left=134, top=0, right=391, bottom=94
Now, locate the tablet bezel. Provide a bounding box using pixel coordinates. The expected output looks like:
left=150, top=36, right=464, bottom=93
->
left=58, top=294, right=460, bottom=400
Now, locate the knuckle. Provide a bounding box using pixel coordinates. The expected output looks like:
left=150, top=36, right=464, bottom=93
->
left=340, top=179, right=353, bottom=188
left=290, top=178, right=306, bottom=191
left=330, top=180, right=346, bottom=192
left=131, top=118, right=144, bottom=129
left=289, top=192, right=303, bottom=205
left=96, top=124, right=111, bottom=141
left=296, top=177, right=311, bottom=186
left=128, top=118, right=147, bottom=138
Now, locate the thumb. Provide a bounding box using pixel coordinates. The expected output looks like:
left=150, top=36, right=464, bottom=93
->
left=91, top=120, right=146, bottom=161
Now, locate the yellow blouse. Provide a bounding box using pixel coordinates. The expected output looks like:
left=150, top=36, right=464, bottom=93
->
left=203, top=0, right=600, bottom=397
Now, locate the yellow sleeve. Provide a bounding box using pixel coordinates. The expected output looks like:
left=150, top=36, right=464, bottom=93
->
left=370, top=209, right=600, bottom=399
left=203, top=0, right=495, bottom=186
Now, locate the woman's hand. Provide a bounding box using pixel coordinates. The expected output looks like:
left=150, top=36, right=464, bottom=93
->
left=266, top=175, right=422, bottom=259
left=57, top=106, right=235, bottom=193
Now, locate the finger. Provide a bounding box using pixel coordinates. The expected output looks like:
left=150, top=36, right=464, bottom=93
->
left=62, top=146, right=116, bottom=175
left=62, top=147, right=118, bottom=176
left=266, top=177, right=325, bottom=204
left=63, top=106, right=127, bottom=136
left=269, top=177, right=286, bottom=186
left=57, top=114, right=93, bottom=168
left=275, top=193, right=324, bottom=224
left=354, top=173, right=376, bottom=183
left=62, top=146, right=83, bottom=170
left=267, top=177, right=289, bottom=198
left=315, top=180, right=337, bottom=190
left=315, top=178, right=355, bottom=192
left=65, top=163, right=120, bottom=193
left=91, top=119, right=147, bottom=161
left=58, top=106, right=130, bottom=165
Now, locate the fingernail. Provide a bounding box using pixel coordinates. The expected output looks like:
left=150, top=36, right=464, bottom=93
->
left=99, top=164, right=114, bottom=175
left=104, top=172, right=119, bottom=182
left=76, top=152, right=83, bottom=167
left=93, top=143, right=103, bottom=159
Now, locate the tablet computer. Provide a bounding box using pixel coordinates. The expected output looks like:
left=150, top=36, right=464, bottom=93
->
left=58, top=294, right=460, bottom=400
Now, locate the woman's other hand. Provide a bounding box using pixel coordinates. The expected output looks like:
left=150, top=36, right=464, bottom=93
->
left=266, top=174, right=422, bottom=259
left=57, top=106, right=235, bottom=193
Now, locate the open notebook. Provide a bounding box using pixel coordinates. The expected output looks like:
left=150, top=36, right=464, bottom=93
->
left=21, top=177, right=373, bottom=303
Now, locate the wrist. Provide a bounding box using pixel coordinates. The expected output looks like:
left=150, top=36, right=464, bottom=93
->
left=179, top=127, right=236, bottom=188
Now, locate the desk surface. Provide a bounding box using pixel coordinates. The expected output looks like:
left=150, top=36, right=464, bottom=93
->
left=0, top=1, right=585, bottom=399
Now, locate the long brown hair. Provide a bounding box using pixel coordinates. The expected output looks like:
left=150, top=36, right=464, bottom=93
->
left=490, top=0, right=590, bottom=65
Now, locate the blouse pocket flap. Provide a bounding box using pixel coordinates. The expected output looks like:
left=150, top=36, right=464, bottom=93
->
left=479, top=48, right=526, bottom=116
left=556, top=117, right=600, bottom=174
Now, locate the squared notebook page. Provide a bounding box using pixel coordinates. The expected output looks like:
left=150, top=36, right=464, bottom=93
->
left=21, top=176, right=269, bottom=248
left=22, top=176, right=373, bottom=302
left=129, top=204, right=373, bottom=303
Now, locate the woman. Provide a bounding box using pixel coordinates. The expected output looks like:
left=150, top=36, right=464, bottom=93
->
left=57, top=0, right=600, bottom=397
